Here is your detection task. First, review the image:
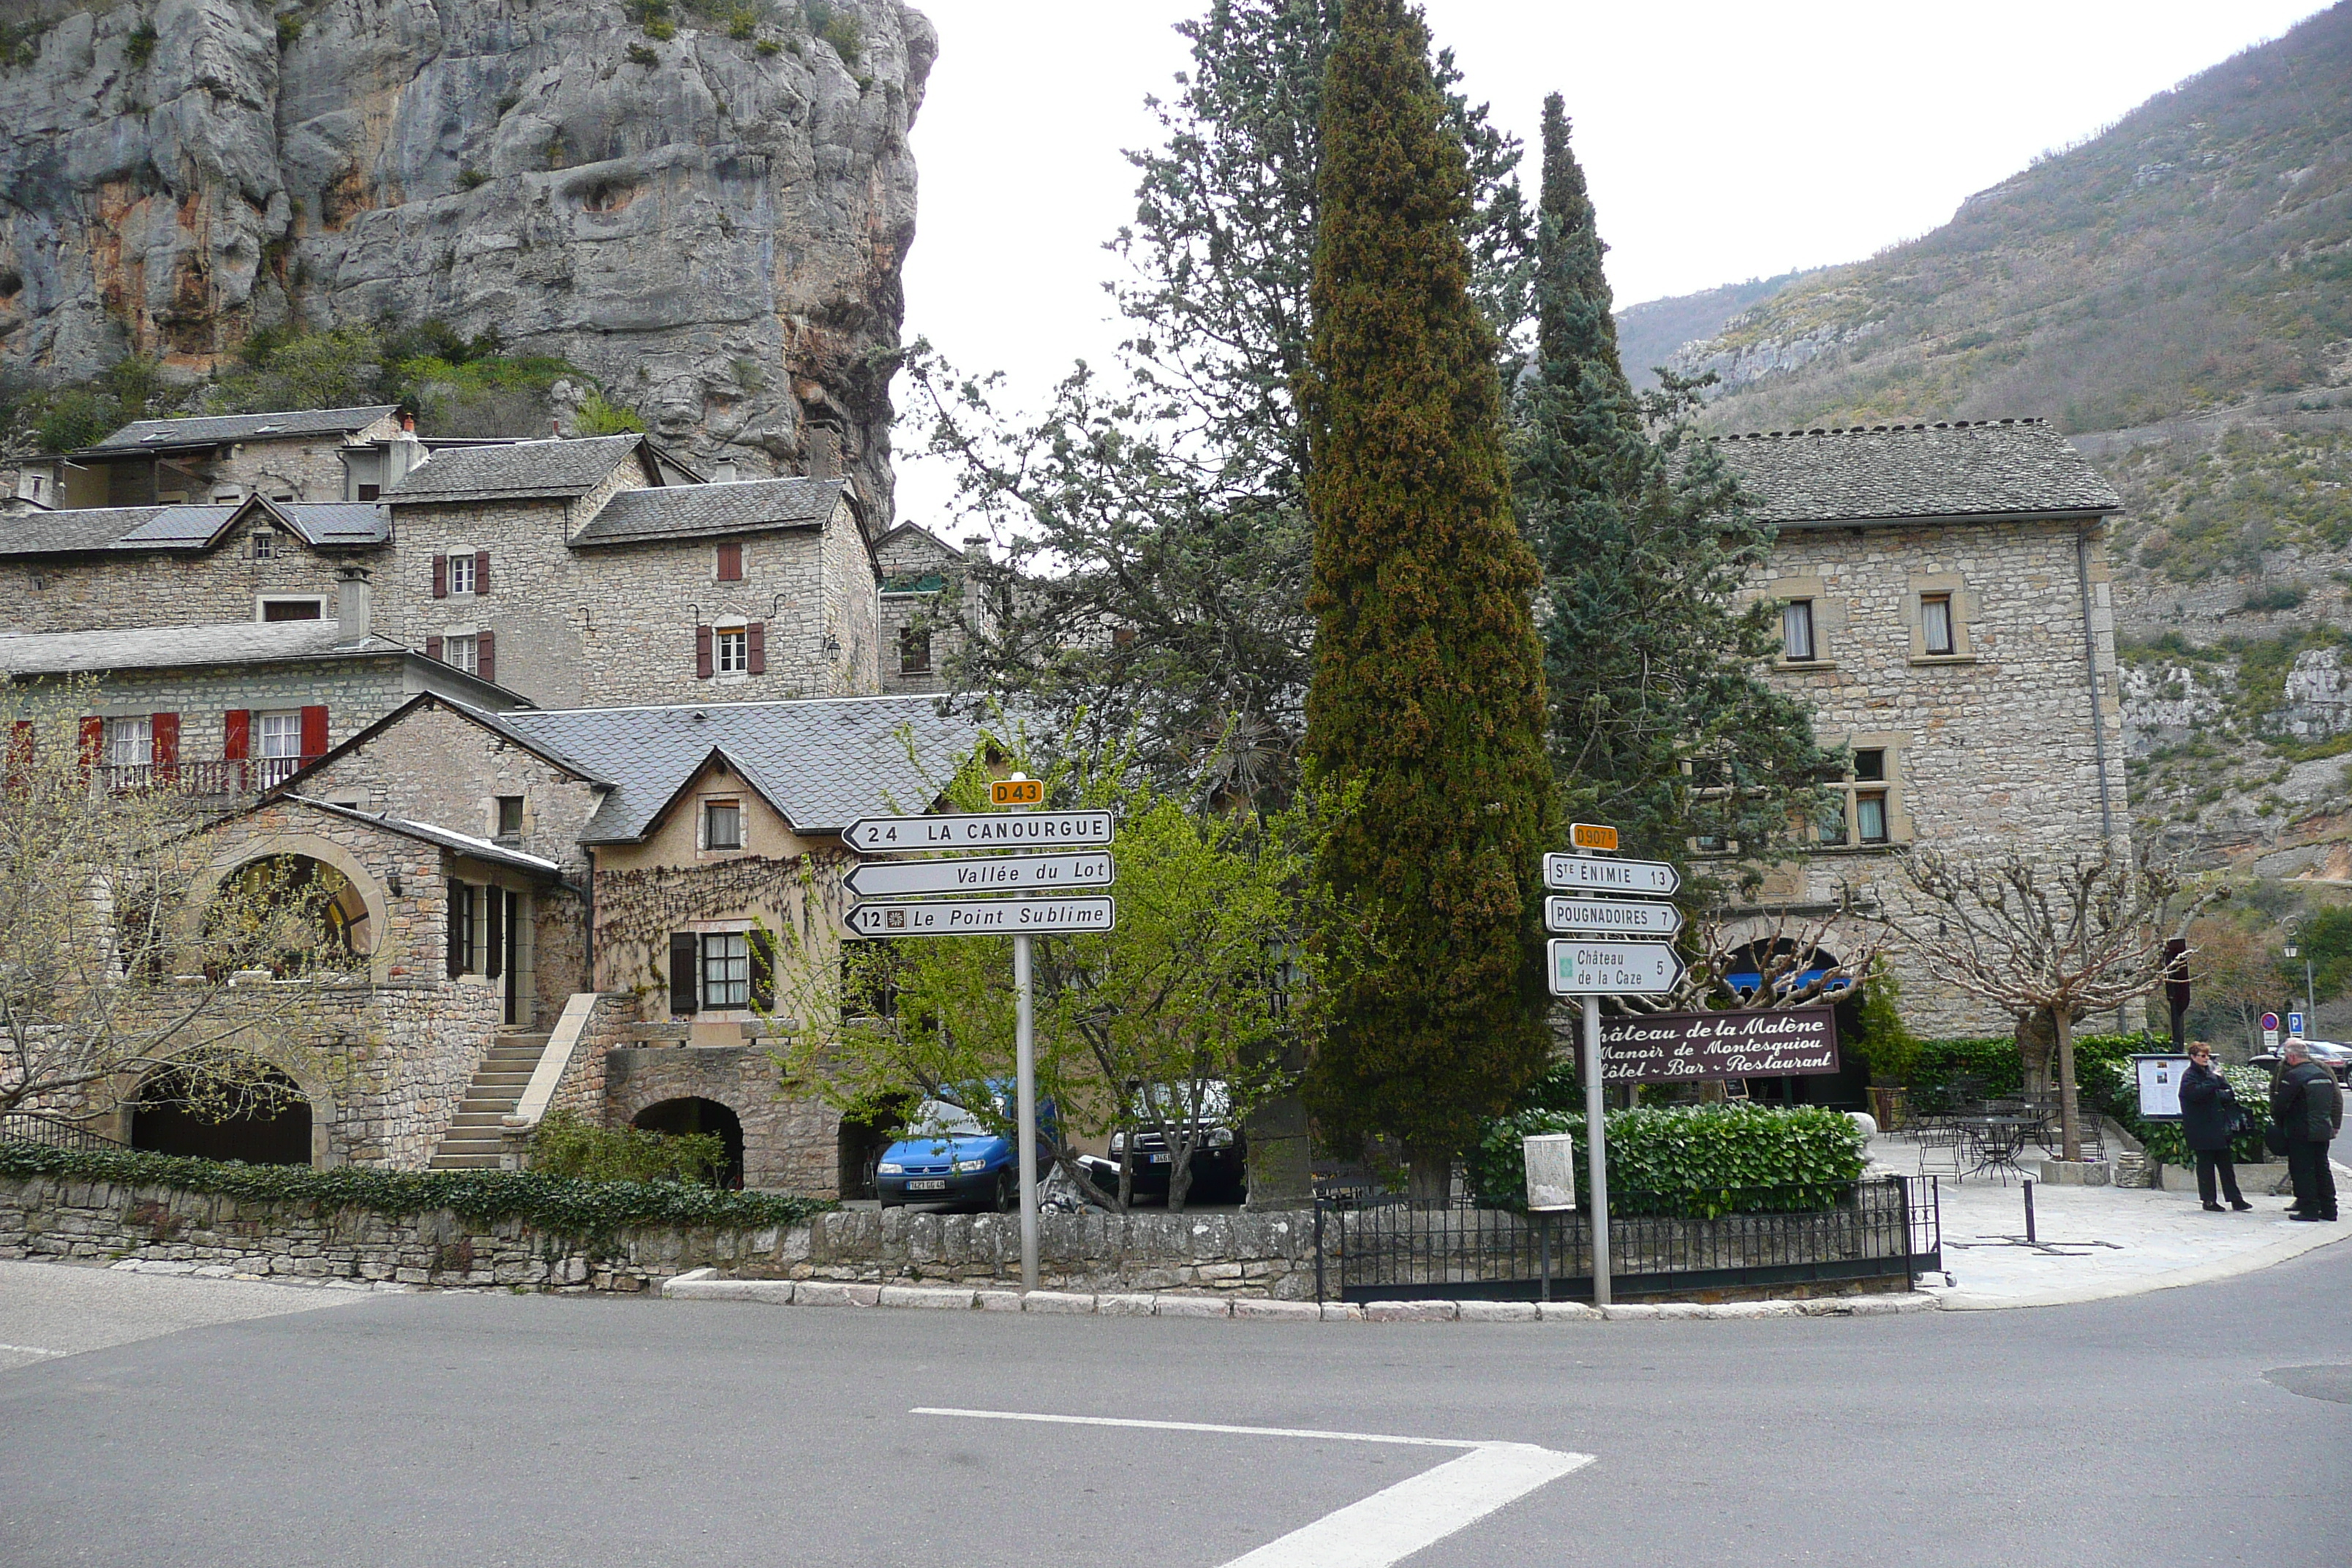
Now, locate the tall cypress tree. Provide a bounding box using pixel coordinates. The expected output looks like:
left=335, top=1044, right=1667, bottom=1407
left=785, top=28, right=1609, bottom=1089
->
left=1297, top=0, right=1555, bottom=1196
left=1518, top=99, right=1834, bottom=874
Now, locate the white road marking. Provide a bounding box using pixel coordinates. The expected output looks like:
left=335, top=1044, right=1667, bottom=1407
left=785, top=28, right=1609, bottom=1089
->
left=0, top=1342, right=67, bottom=1358
left=914, top=1406, right=1594, bottom=1568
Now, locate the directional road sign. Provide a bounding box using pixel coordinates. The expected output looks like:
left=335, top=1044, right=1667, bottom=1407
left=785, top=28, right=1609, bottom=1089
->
left=1548, top=938, right=1686, bottom=997
left=846, top=896, right=1117, bottom=938
left=1545, top=896, right=1684, bottom=938
left=845, top=852, right=1116, bottom=898
left=1543, top=853, right=1679, bottom=897
left=844, top=810, right=1115, bottom=854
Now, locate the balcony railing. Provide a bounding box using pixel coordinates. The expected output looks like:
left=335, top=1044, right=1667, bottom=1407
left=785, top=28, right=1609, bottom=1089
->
left=97, top=758, right=305, bottom=796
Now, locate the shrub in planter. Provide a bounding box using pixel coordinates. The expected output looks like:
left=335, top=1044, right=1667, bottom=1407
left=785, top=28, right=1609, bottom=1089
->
left=1470, top=1104, right=1867, bottom=1218
left=528, top=1109, right=726, bottom=1186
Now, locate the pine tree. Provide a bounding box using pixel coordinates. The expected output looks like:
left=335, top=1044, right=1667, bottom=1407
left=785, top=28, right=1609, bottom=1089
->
left=1297, top=0, right=1555, bottom=1197
left=1517, top=99, right=1834, bottom=877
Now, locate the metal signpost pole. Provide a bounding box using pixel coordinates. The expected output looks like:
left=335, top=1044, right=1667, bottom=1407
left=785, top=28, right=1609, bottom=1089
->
left=1577, top=840, right=1612, bottom=1309
left=1007, top=774, right=1039, bottom=1294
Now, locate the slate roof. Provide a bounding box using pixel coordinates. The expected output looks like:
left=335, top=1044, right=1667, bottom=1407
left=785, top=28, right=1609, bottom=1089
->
left=495, top=695, right=979, bottom=843
left=1707, top=419, right=2122, bottom=527
left=278, top=798, right=566, bottom=877
left=0, top=619, right=405, bottom=675
left=570, top=476, right=845, bottom=546
left=86, top=406, right=399, bottom=452
left=0, top=500, right=390, bottom=556
left=380, top=434, right=645, bottom=505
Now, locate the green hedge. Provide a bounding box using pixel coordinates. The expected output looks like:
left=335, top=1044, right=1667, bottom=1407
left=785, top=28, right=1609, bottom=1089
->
left=2087, top=1056, right=2272, bottom=1166
left=1470, top=1105, right=1869, bottom=1218
left=0, top=1142, right=832, bottom=1242
left=528, top=1109, right=727, bottom=1186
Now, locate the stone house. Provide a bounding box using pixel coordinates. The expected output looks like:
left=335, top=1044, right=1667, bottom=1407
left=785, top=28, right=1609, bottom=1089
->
left=73, top=691, right=981, bottom=1189
left=875, top=522, right=977, bottom=695
left=10, top=405, right=408, bottom=511
left=0, top=410, right=885, bottom=710
left=0, top=571, right=530, bottom=805
left=1712, top=418, right=2127, bottom=1042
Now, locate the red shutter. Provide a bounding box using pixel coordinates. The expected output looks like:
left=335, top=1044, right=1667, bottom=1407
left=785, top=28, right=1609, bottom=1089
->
left=746, top=621, right=765, bottom=675
left=696, top=624, right=713, bottom=679
left=476, top=630, right=495, bottom=685
left=7, top=720, right=31, bottom=788
left=151, top=712, right=179, bottom=779
left=432, top=555, right=448, bottom=598
left=78, top=716, right=102, bottom=772
left=475, top=549, right=491, bottom=595
left=426, top=636, right=444, bottom=663
left=717, top=541, right=743, bottom=581
left=224, top=709, right=251, bottom=761
left=299, top=705, right=329, bottom=761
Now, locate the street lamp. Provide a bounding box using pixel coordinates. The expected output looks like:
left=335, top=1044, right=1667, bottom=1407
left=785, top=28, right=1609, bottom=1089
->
left=2285, top=938, right=2316, bottom=1024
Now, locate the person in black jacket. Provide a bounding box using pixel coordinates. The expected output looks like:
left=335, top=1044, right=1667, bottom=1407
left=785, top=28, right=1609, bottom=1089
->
left=2177, top=1043, right=2253, bottom=1212
left=2270, top=1040, right=2344, bottom=1222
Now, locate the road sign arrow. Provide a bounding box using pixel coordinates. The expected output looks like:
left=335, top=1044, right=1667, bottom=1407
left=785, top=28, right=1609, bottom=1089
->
left=844, top=810, right=1115, bottom=854
left=1545, top=897, right=1684, bottom=938
left=845, top=852, right=1116, bottom=898
left=1543, top=853, right=1679, bottom=897
left=1548, top=938, right=1685, bottom=998
left=845, top=896, right=1117, bottom=938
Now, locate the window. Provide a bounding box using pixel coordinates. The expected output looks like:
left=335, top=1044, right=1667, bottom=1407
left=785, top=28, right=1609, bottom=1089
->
left=261, top=598, right=323, bottom=622
left=444, top=634, right=479, bottom=674
left=705, top=799, right=742, bottom=851
left=715, top=627, right=748, bottom=676
left=899, top=627, right=932, bottom=675
left=495, top=796, right=524, bottom=838
left=257, top=711, right=302, bottom=785
left=252, top=530, right=275, bottom=559
left=1921, top=593, right=1955, bottom=657
left=701, top=932, right=750, bottom=1009
left=104, top=717, right=151, bottom=769
left=446, top=552, right=476, bottom=595
left=1821, top=747, right=1896, bottom=848
left=1781, top=600, right=1817, bottom=662
left=716, top=541, right=744, bottom=581
left=356, top=483, right=380, bottom=501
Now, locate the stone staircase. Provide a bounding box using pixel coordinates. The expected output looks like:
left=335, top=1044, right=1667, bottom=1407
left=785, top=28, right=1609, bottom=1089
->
left=429, top=1031, right=552, bottom=1170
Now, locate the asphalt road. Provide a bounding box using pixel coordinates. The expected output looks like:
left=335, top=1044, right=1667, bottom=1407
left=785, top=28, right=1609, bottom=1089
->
left=2, top=1243, right=2348, bottom=1567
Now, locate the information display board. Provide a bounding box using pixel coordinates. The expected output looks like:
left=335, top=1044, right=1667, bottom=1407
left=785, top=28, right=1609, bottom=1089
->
left=2133, top=1054, right=2192, bottom=1121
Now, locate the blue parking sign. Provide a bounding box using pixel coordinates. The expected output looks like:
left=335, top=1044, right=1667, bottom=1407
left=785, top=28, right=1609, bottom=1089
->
left=2289, top=1011, right=2307, bottom=1039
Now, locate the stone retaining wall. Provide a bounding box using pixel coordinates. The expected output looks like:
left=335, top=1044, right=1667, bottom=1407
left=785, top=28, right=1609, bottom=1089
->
left=0, top=1175, right=1317, bottom=1297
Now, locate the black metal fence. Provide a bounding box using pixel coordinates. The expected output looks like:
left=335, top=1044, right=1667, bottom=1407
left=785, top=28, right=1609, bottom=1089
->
left=0, top=1114, right=129, bottom=1153
left=1313, top=1175, right=1940, bottom=1304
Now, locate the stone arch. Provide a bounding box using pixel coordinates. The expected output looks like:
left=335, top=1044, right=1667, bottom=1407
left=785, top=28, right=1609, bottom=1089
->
left=100, top=1040, right=342, bottom=1167
left=198, top=830, right=394, bottom=985
left=130, top=1060, right=312, bottom=1166
left=633, top=1097, right=745, bottom=1188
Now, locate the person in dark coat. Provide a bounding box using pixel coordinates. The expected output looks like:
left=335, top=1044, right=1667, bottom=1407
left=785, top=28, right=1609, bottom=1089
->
left=2270, top=1040, right=2343, bottom=1222
left=2177, top=1042, right=2252, bottom=1211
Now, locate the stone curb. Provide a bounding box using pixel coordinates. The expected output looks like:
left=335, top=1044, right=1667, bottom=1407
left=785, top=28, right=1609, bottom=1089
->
left=1929, top=1217, right=2352, bottom=1311
left=660, top=1270, right=1942, bottom=1322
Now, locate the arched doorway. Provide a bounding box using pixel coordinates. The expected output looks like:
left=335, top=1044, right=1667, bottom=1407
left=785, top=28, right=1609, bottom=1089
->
left=633, top=1098, right=745, bottom=1188
left=214, top=853, right=371, bottom=973
left=837, top=1093, right=916, bottom=1200
left=1722, top=941, right=1868, bottom=1109
left=131, top=1062, right=312, bottom=1165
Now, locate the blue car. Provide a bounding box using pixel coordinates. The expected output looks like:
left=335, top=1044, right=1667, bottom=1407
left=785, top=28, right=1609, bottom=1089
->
left=873, top=1090, right=1056, bottom=1211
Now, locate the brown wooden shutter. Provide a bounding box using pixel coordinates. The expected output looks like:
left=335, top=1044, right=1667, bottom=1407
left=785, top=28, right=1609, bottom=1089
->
left=447, top=881, right=471, bottom=979
left=484, top=888, right=505, bottom=981
left=749, top=928, right=775, bottom=1012
left=669, top=932, right=700, bottom=1014
left=475, top=549, right=491, bottom=595
left=476, top=630, right=495, bottom=685
left=432, top=554, right=448, bottom=598
left=426, top=636, right=444, bottom=663
left=223, top=709, right=250, bottom=761
left=746, top=621, right=765, bottom=675
left=298, top=705, right=329, bottom=761
left=717, top=541, right=743, bottom=581
left=78, top=716, right=102, bottom=772
left=151, top=712, right=179, bottom=777
left=696, top=624, right=713, bottom=679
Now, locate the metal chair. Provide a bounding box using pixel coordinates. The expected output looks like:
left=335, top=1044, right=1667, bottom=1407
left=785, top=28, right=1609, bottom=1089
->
left=1914, top=1123, right=1967, bottom=1182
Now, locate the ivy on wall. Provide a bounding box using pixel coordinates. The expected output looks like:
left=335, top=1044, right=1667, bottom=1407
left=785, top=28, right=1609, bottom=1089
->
left=595, top=851, right=850, bottom=990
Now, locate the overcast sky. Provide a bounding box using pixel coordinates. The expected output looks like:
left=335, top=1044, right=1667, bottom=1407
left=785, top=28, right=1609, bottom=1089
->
left=894, top=0, right=2335, bottom=529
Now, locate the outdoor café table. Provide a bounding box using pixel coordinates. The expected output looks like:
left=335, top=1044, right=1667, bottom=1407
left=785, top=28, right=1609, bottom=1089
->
left=1955, top=1115, right=2035, bottom=1180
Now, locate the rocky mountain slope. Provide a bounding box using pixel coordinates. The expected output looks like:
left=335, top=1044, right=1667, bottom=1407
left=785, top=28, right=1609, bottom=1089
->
left=0, top=0, right=933, bottom=516
left=1615, top=2, right=2352, bottom=878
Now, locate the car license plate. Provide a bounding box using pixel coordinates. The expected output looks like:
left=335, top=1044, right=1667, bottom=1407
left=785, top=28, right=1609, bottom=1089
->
left=907, top=1179, right=948, bottom=1191
left=1147, top=1153, right=1171, bottom=1164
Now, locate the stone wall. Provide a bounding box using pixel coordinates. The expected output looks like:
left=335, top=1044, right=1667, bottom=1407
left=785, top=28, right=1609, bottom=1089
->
left=1748, top=518, right=2127, bottom=1038
left=605, top=1045, right=838, bottom=1194
left=0, top=536, right=372, bottom=636
left=21, top=657, right=415, bottom=778
left=0, top=1174, right=1319, bottom=1297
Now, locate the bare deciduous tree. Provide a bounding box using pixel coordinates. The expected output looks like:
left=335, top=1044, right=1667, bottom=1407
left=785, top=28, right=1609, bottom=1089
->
left=1618, top=884, right=1883, bottom=1017
left=1883, top=843, right=2219, bottom=1160
left=0, top=684, right=347, bottom=1134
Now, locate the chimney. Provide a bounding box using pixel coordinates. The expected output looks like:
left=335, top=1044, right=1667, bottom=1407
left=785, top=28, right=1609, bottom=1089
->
left=336, top=565, right=373, bottom=641
left=400, top=411, right=416, bottom=433
left=714, top=457, right=738, bottom=483
left=384, top=427, right=428, bottom=486
left=551, top=418, right=562, bottom=438
left=806, top=428, right=840, bottom=480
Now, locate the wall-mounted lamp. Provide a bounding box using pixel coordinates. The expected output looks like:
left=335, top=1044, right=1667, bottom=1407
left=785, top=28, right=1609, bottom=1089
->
left=387, top=872, right=404, bottom=898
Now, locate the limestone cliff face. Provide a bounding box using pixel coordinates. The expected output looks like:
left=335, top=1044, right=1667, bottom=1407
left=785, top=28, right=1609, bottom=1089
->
left=0, top=0, right=934, bottom=521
